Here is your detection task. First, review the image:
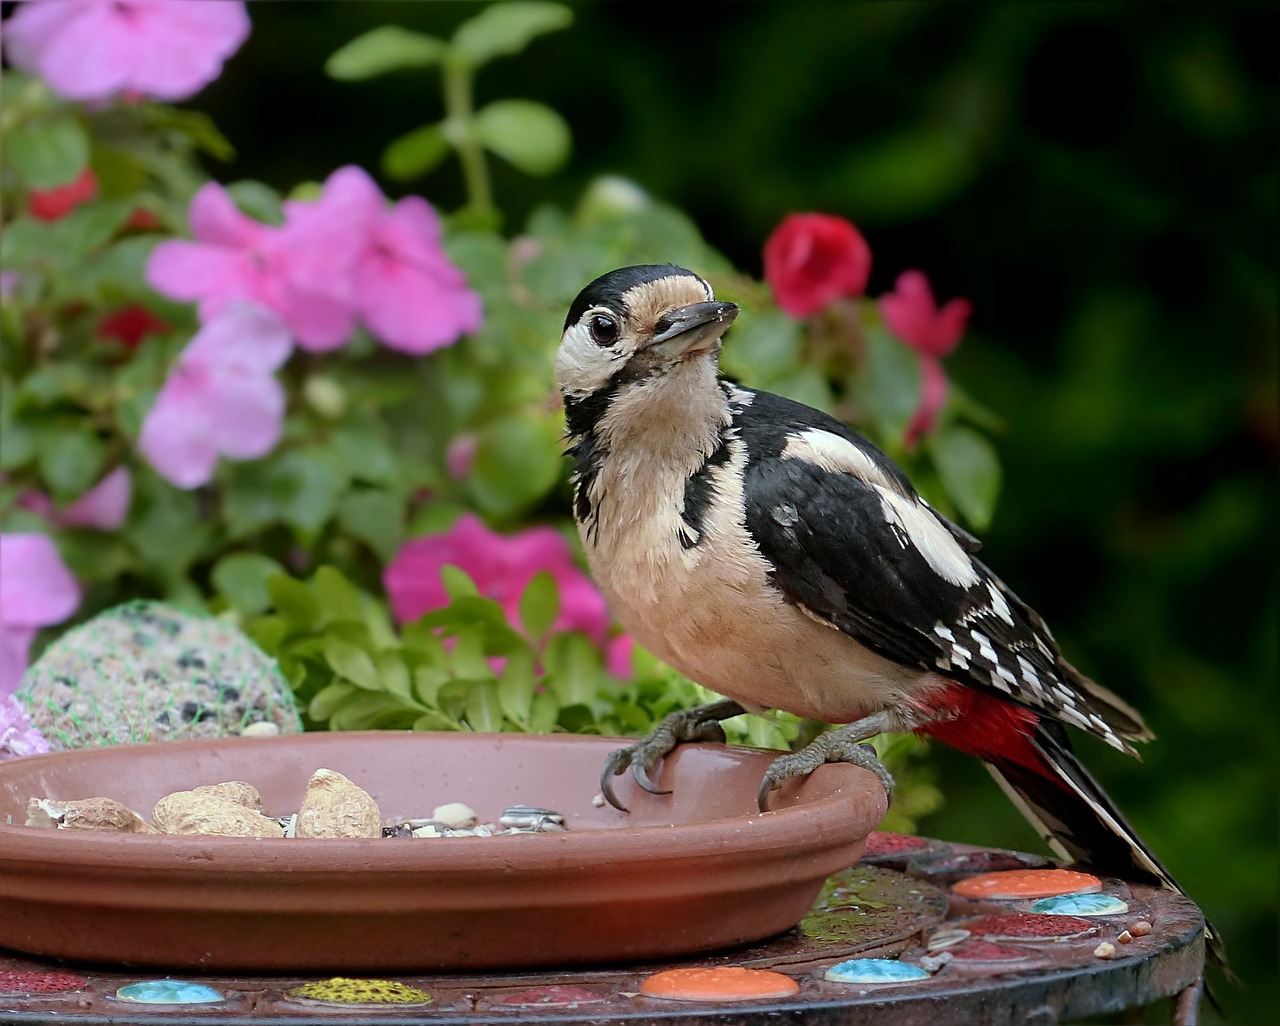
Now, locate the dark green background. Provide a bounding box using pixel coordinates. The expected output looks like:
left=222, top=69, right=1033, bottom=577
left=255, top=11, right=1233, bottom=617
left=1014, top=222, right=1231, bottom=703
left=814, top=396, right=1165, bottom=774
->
left=193, top=3, right=1276, bottom=1020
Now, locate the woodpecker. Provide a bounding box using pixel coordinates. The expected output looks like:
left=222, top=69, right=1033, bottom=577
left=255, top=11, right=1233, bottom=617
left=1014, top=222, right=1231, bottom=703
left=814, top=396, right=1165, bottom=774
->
left=556, top=263, right=1224, bottom=967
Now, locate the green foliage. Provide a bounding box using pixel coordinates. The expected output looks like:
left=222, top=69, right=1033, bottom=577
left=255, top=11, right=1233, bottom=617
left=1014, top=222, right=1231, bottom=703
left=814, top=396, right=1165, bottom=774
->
left=5, top=117, right=90, bottom=188
left=327, top=2, right=573, bottom=224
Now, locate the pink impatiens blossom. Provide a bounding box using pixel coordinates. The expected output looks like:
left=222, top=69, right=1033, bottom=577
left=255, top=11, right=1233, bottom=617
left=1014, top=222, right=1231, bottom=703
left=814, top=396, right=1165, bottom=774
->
left=877, top=270, right=973, bottom=448
left=878, top=270, right=972, bottom=358
left=16, top=466, right=133, bottom=531
left=0, top=533, right=80, bottom=694
left=60, top=467, right=133, bottom=530
left=384, top=514, right=610, bottom=645
left=287, top=166, right=482, bottom=354
left=3, top=0, right=250, bottom=103
left=606, top=634, right=635, bottom=679
left=146, top=183, right=355, bottom=351
left=138, top=304, right=293, bottom=489
left=1, top=694, right=49, bottom=761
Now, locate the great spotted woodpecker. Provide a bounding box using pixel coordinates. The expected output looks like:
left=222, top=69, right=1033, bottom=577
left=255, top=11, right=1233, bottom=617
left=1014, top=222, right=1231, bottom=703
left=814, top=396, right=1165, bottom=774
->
left=555, top=263, right=1224, bottom=967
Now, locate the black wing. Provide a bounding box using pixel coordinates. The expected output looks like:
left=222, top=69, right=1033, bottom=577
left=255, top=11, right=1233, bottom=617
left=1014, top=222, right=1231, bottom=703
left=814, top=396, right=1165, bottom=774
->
left=733, top=389, right=1146, bottom=749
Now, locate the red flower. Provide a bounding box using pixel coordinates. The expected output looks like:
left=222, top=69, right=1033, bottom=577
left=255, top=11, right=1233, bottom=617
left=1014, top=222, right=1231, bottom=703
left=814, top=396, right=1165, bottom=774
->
left=877, top=270, right=971, bottom=358
left=96, top=305, right=171, bottom=349
left=878, top=270, right=973, bottom=449
left=124, top=208, right=163, bottom=232
left=27, top=167, right=97, bottom=221
left=763, top=213, right=872, bottom=317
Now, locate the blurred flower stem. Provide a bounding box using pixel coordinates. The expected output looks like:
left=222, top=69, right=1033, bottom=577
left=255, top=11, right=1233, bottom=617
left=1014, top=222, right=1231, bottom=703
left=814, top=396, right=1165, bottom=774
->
left=443, top=57, right=494, bottom=226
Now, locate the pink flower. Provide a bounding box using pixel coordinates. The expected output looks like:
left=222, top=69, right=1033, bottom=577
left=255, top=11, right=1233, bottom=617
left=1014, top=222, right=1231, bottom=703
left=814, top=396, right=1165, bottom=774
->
left=60, top=467, right=133, bottom=530
left=763, top=213, right=872, bottom=318
left=606, top=634, right=635, bottom=679
left=287, top=166, right=482, bottom=354
left=1, top=694, right=49, bottom=761
left=384, top=515, right=609, bottom=645
left=138, top=304, right=292, bottom=489
left=903, top=356, right=950, bottom=450
left=16, top=467, right=133, bottom=531
left=878, top=271, right=972, bottom=449
left=146, top=182, right=356, bottom=350
left=28, top=167, right=97, bottom=221
left=878, top=270, right=971, bottom=358
left=3, top=0, right=250, bottom=103
left=0, top=533, right=80, bottom=694
left=445, top=434, right=478, bottom=480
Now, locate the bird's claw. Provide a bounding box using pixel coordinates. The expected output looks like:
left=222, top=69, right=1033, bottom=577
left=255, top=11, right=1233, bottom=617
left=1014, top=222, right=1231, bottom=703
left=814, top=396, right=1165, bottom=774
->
left=600, top=699, right=745, bottom=812
left=758, top=735, right=894, bottom=813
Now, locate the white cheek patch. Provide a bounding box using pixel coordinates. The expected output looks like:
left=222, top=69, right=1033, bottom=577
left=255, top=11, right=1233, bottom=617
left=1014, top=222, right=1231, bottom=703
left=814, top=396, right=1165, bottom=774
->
left=555, top=324, right=628, bottom=398
left=876, top=489, right=981, bottom=588
left=782, top=429, right=896, bottom=492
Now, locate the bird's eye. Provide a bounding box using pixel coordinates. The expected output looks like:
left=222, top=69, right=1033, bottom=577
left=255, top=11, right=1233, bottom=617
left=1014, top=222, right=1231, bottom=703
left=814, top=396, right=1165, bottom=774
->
left=588, top=314, right=619, bottom=347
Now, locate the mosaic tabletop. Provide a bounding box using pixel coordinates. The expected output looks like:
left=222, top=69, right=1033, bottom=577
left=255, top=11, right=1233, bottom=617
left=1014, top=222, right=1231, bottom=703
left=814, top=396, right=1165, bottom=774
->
left=0, top=835, right=1207, bottom=1026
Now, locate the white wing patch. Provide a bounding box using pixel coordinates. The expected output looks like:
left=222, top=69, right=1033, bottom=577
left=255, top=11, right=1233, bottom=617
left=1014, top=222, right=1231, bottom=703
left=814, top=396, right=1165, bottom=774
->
left=876, top=489, right=981, bottom=588
left=781, top=428, right=898, bottom=492
left=986, top=582, right=1014, bottom=624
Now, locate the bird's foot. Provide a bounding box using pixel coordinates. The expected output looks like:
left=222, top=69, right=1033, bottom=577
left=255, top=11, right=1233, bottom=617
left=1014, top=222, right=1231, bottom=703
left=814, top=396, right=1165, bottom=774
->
left=601, top=698, right=746, bottom=812
left=758, top=724, right=895, bottom=813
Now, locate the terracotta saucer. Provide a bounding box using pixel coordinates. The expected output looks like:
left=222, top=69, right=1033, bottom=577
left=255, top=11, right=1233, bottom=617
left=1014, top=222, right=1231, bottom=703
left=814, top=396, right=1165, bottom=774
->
left=0, top=731, right=885, bottom=971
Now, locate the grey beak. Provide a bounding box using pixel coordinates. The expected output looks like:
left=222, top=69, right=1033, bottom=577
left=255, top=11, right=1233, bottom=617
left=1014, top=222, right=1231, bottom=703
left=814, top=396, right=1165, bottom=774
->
left=648, top=301, right=739, bottom=357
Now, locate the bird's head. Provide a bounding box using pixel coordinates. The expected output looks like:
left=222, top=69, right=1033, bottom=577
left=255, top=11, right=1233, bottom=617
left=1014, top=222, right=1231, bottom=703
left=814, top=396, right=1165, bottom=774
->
left=555, top=264, right=738, bottom=404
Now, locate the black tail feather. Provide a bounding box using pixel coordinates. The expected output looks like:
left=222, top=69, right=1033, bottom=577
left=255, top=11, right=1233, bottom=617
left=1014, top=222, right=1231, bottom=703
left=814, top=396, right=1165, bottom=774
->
left=986, top=721, right=1230, bottom=975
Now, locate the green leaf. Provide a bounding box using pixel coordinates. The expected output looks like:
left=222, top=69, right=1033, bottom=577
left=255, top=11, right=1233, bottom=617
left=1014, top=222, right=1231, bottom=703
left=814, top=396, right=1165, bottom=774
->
left=310, top=682, right=359, bottom=722
left=543, top=632, right=602, bottom=707
left=451, top=2, right=573, bottom=66
left=225, top=180, right=284, bottom=225
left=413, top=665, right=450, bottom=706
left=414, top=710, right=461, bottom=732
left=266, top=574, right=321, bottom=630
left=376, top=650, right=413, bottom=698
left=498, top=648, right=536, bottom=723
left=2, top=202, right=132, bottom=269
left=270, top=449, right=346, bottom=539
left=473, top=99, right=571, bottom=175
left=312, top=565, right=365, bottom=623
left=212, top=553, right=286, bottom=615
left=402, top=622, right=447, bottom=665
left=518, top=570, right=559, bottom=641
left=337, top=489, right=404, bottom=562
left=329, top=426, right=400, bottom=487
left=330, top=692, right=416, bottom=731
left=382, top=123, right=451, bottom=181
left=221, top=463, right=278, bottom=538
left=436, top=679, right=470, bottom=720
left=142, top=107, right=235, bottom=161
left=440, top=564, right=479, bottom=600
left=469, top=413, right=563, bottom=517
left=0, top=413, right=37, bottom=471
left=450, top=629, right=493, bottom=681
left=557, top=702, right=596, bottom=733
left=465, top=680, right=504, bottom=732
left=529, top=691, right=559, bottom=733
left=326, top=26, right=447, bottom=79
left=720, top=310, right=801, bottom=383
left=6, top=118, right=90, bottom=188
left=324, top=635, right=380, bottom=690
left=927, top=424, right=1002, bottom=531
left=363, top=600, right=400, bottom=651
left=859, top=326, right=923, bottom=444
left=37, top=429, right=106, bottom=499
